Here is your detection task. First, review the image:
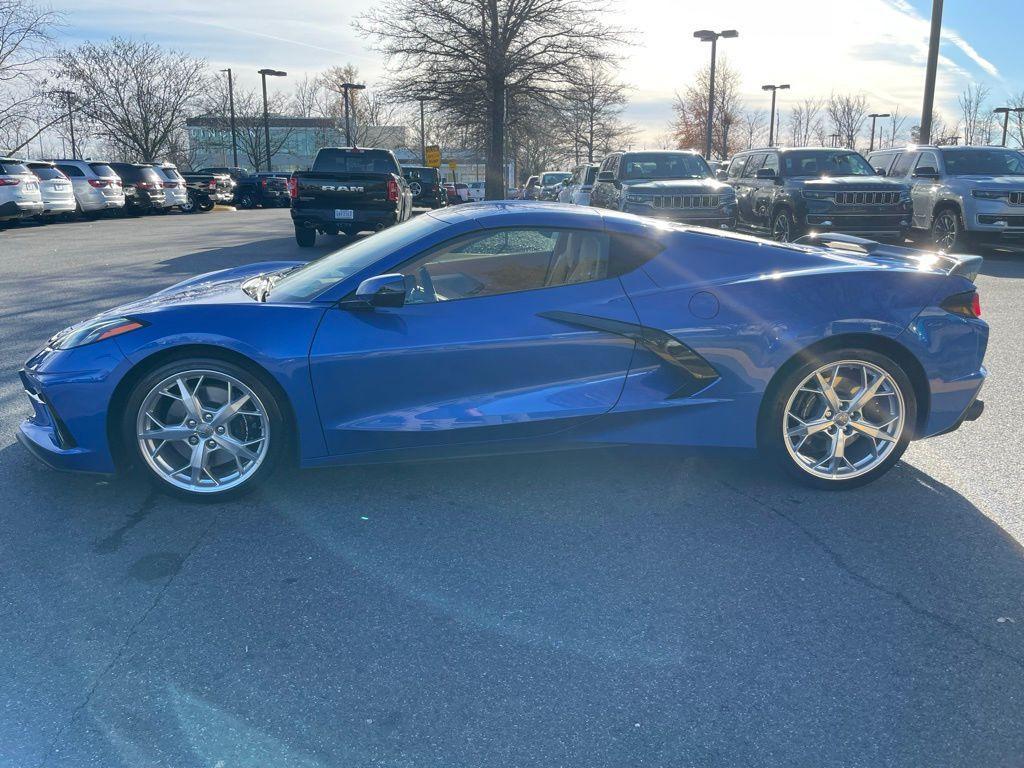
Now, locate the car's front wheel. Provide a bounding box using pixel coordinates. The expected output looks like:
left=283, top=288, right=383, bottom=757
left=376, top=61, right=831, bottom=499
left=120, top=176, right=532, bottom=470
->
left=770, top=208, right=800, bottom=242
left=931, top=205, right=968, bottom=252
left=124, top=358, right=284, bottom=500
left=761, top=348, right=916, bottom=489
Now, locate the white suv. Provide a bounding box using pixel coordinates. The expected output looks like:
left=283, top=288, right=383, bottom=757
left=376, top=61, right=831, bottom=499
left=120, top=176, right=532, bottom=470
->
left=0, top=158, right=43, bottom=222
left=27, top=161, right=76, bottom=218
left=48, top=159, right=125, bottom=214
left=150, top=163, right=188, bottom=210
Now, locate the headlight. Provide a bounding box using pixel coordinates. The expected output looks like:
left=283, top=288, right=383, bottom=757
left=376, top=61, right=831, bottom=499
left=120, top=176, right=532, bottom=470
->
left=802, top=190, right=832, bottom=200
left=625, top=194, right=650, bottom=203
left=972, top=190, right=1006, bottom=200
left=50, top=317, right=145, bottom=350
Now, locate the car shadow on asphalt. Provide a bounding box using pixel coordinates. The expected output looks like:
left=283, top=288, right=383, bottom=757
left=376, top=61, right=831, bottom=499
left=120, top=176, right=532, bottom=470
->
left=3, top=440, right=1023, bottom=763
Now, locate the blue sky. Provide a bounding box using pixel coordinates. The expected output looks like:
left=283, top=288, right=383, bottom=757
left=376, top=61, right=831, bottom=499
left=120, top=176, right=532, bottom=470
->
left=53, top=0, right=1023, bottom=142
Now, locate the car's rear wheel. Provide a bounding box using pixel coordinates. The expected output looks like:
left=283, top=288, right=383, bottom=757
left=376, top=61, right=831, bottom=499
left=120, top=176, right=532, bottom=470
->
left=124, top=358, right=284, bottom=501
left=237, top=192, right=256, bottom=209
left=295, top=226, right=316, bottom=247
left=762, top=348, right=916, bottom=489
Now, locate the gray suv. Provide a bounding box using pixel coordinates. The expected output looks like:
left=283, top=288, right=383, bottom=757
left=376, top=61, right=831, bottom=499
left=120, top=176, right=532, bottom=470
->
left=868, top=145, right=1024, bottom=250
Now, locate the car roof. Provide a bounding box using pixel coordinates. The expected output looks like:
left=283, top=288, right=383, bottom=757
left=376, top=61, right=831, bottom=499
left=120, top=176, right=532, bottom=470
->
left=428, top=200, right=602, bottom=229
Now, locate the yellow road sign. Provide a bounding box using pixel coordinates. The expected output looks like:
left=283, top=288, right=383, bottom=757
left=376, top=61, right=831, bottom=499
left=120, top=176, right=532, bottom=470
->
left=425, top=145, right=441, bottom=168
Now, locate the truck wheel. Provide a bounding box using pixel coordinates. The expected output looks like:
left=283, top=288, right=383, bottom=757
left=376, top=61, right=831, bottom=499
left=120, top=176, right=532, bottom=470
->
left=771, top=208, right=800, bottom=242
left=295, top=227, right=316, bottom=248
left=237, top=193, right=255, bottom=210
left=197, top=198, right=214, bottom=213
left=931, top=205, right=969, bottom=252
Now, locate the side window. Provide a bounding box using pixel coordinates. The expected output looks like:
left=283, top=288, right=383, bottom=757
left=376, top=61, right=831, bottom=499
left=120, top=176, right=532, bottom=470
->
left=868, top=152, right=894, bottom=174
left=761, top=153, right=780, bottom=175
left=915, top=151, right=939, bottom=173
left=398, top=228, right=615, bottom=304
left=742, top=153, right=767, bottom=178
left=889, top=151, right=914, bottom=177
left=727, top=155, right=748, bottom=180
left=57, top=164, right=84, bottom=178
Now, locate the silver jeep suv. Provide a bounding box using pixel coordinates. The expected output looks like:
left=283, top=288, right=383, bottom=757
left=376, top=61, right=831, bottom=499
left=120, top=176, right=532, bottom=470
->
left=868, top=145, right=1024, bottom=250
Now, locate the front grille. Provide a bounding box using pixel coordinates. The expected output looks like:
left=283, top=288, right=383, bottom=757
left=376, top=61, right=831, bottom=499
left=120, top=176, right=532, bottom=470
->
left=1009, top=191, right=1023, bottom=206
left=651, top=194, right=720, bottom=209
left=834, top=191, right=900, bottom=205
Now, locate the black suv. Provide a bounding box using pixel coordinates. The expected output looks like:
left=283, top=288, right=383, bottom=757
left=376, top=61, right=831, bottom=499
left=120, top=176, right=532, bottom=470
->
left=726, top=147, right=912, bottom=242
left=401, top=165, right=446, bottom=209
left=108, top=163, right=165, bottom=215
left=196, top=166, right=287, bottom=209
left=589, top=150, right=737, bottom=228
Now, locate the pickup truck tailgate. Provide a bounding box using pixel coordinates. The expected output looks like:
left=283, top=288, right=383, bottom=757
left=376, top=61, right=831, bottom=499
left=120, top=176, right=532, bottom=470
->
left=293, top=172, right=393, bottom=211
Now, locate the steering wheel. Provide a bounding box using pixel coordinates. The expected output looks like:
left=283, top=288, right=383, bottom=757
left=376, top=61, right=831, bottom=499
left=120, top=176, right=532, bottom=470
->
left=415, top=266, right=437, bottom=303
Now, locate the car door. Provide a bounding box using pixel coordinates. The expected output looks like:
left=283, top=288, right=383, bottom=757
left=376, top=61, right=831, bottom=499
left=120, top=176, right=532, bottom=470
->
left=910, top=150, right=939, bottom=229
left=752, top=151, right=780, bottom=226
left=735, top=153, right=765, bottom=226
left=308, top=225, right=640, bottom=456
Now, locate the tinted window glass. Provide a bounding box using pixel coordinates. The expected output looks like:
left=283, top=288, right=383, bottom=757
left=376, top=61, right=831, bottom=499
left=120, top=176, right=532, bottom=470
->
left=867, top=152, right=896, bottom=174
left=400, top=228, right=614, bottom=304
left=942, top=148, right=1024, bottom=176
left=621, top=153, right=710, bottom=180
left=761, top=153, right=780, bottom=175
left=57, top=164, right=84, bottom=178
left=89, top=163, right=116, bottom=178
left=0, top=161, right=30, bottom=175
left=742, top=154, right=766, bottom=178
left=540, top=172, right=571, bottom=186
left=782, top=150, right=874, bottom=177
left=403, top=167, right=439, bottom=183
left=158, top=167, right=184, bottom=181
left=727, top=156, right=748, bottom=179
left=889, top=152, right=915, bottom=177
left=915, top=151, right=939, bottom=172
left=271, top=214, right=447, bottom=302
left=312, top=149, right=398, bottom=174
left=584, top=166, right=598, bottom=185
left=28, top=165, right=65, bottom=180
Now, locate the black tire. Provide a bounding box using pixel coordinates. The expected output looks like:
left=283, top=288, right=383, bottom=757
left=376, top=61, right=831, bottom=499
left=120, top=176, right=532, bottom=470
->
left=197, top=198, right=215, bottom=212
left=760, top=347, right=917, bottom=490
left=770, top=207, right=800, bottom=242
left=295, top=226, right=316, bottom=247
left=237, top=193, right=255, bottom=210
left=180, top=194, right=196, bottom=213
left=931, top=205, right=970, bottom=252
left=122, top=356, right=286, bottom=501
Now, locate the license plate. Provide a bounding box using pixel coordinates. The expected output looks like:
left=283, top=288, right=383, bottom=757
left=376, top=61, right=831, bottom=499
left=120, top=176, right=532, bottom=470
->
left=54, top=184, right=68, bottom=191
left=334, top=209, right=354, bottom=220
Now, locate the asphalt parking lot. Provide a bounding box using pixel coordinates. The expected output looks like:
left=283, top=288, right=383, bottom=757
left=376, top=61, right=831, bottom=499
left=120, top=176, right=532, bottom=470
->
left=1, top=208, right=1022, bottom=767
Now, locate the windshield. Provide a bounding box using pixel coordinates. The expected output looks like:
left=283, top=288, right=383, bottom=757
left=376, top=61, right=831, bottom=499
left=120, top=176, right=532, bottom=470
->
left=0, top=161, right=31, bottom=175
left=313, top=149, right=398, bottom=174
left=541, top=173, right=571, bottom=186
left=782, top=151, right=875, bottom=177
left=621, top=153, right=710, bottom=180
left=942, top=148, right=1024, bottom=176
left=271, top=214, right=447, bottom=302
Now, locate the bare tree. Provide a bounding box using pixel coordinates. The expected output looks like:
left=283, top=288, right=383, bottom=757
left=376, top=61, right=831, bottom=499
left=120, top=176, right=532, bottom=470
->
left=559, top=60, right=633, bottom=163
left=1011, top=91, right=1024, bottom=148
left=54, top=38, right=207, bottom=162
left=357, top=0, right=626, bottom=199
left=196, top=76, right=295, bottom=171
left=738, top=109, right=767, bottom=150
left=788, top=98, right=825, bottom=147
left=670, top=57, right=742, bottom=158
left=826, top=92, right=869, bottom=149
left=957, top=83, right=991, bottom=145
left=911, top=110, right=954, bottom=145
left=0, top=0, right=62, bottom=150
left=886, top=105, right=908, bottom=149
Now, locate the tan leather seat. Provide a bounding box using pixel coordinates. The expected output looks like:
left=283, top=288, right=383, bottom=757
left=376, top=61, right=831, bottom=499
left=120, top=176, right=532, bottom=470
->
left=546, top=232, right=607, bottom=286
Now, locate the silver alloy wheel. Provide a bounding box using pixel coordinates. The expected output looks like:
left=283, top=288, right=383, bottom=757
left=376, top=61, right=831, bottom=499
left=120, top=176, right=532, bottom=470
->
left=934, top=210, right=959, bottom=249
left=783, top=360, right=905, bottom=480
left=136, top=369, right=270, bottom=494
left=772, top=211, right=792, bottom=242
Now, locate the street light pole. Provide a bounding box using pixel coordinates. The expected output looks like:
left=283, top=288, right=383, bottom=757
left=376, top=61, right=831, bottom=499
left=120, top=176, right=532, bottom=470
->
left=762, top=84, right=790, bottom=147
left=694, top=29, right=738, bottom=160
left=868, top=112, right=890, bottom=152
left=919, top=0, right=943, bottom=145
left=53, top=90, right=77, bottom=159
left=258, top=68, right=287, bottom=172
left=221, top=68, right=238, bottom=167
left=340, top=83, right=366, bottom=146
left=414, top=94, right=432, bottom=165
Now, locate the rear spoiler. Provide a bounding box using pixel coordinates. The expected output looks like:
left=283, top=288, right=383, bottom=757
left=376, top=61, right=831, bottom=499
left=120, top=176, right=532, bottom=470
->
left=794, top=232, right=983, bottom=283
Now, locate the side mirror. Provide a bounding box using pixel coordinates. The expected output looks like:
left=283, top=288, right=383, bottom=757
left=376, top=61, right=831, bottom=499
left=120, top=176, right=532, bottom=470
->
left=345, top=273, right=409, bottom=309
left=597, top=171, right=615, bottom=182
left=716, top=169, right=729, bottom=181
left=875, top=168, right=887, bottom=176
left=913, top=166, right=939, bottom=178
left=755, top=167, right=777, bottom=180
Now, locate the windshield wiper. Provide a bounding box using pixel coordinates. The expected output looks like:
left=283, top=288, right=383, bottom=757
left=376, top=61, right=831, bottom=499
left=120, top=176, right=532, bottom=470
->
left=242, top=267, right=298, bottom=303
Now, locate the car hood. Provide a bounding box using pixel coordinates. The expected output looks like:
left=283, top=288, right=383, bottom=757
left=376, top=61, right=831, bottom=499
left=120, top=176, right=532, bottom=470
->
left=798, top=176, right=906, bottom=190
left=101, top=261, right=303, bottom=318
left=948, top=175, right=1024, bottom=187
left=623, top=178, right=730, bottom=193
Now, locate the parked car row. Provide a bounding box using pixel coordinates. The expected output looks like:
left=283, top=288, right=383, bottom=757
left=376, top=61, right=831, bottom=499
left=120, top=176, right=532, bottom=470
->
left=542, top=143, right=1024, bottom=251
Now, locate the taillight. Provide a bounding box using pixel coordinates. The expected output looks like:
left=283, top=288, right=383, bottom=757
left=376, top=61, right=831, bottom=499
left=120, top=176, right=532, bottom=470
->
left=387, top=178, right=399, bottom=203
left=88, top=179, right=108, bottom=188
left=261, top=178, right=268, bottom=188
left=208, top=180, right=217, bottom=189
left=941, top=290, right=981, bottom=319
left=287, top=177, right=298, bottom=198
left=0, top=177, right=21, bottom=186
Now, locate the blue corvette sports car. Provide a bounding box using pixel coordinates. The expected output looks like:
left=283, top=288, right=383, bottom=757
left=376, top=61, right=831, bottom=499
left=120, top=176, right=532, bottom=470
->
left=19, top=202, right=987, bottom=499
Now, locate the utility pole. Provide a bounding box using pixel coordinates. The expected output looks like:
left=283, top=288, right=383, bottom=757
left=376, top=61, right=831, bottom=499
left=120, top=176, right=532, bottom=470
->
left=868, top=112, right=890, bottom=152
left=918, top=0, right=943, bottom=145
left=415, top=94, right=431, bottom=165
left=694, top=29, right=738, bottom=160
left=221, top=68, right=238, bottom=167
left=340, top=83, right=366, bottom=146
left=258, top=68, right=287, bottom=171
left=762, top=84, right=790, bottom=147
left=54, top=90, right=77, bottom=159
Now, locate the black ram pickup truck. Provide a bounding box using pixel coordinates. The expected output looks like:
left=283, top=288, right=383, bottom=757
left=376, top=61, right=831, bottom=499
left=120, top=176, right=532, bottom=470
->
left=179, top=171, right=235, bottom=212
left=289, top=147, right=414, bottom=247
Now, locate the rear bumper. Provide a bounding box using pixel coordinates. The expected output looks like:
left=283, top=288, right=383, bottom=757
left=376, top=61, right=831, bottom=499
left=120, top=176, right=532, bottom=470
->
left=41, top=198, right=76, bottom=214
left=292, top=207, right=399, bottom=230
left=0, top=199, right=44, bottom=219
